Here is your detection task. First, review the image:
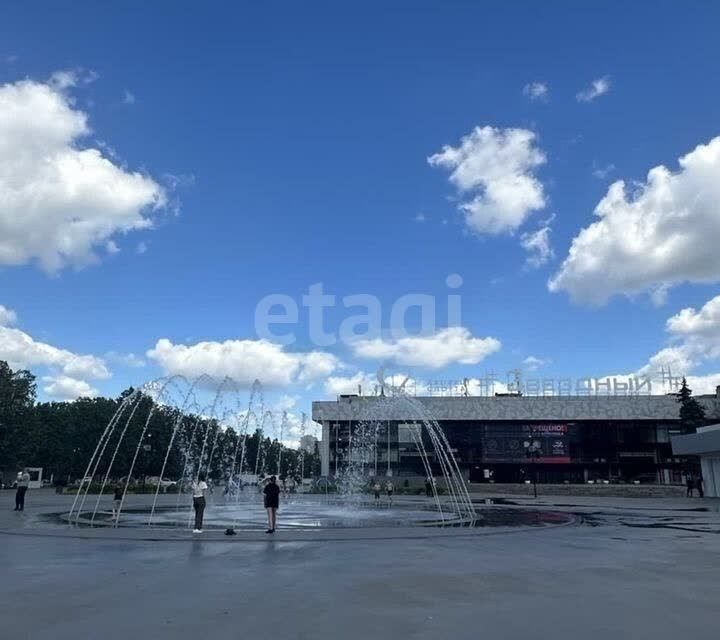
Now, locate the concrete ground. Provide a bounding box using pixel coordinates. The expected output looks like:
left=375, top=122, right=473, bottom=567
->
left=1, top=490, right=719, bottom=640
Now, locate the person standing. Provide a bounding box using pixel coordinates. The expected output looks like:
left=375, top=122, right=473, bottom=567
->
left=372, top=480, right=382, bottom=505
left=696, top=474, right=705, bottom=498
left=263, top=475, right=280, bottom=533
left=425, top=477, right=433, bottom=498
left=111, top=484, right=123, bottom=521
left=686, top=474, right=695, bottom=498
left=385, top=479, right=394, bottom=504
left=14, top=469, right=30, bottom=511
left=192, top=472, right=208, bottom=534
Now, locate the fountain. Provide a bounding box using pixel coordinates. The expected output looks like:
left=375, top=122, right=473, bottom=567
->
left=66, top=373, right=477, bottom=531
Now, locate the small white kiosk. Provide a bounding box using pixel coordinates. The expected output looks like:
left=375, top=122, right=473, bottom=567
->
left=26, top=467, right=43, bottom=489
left=671, top=424, right=720, bottom=498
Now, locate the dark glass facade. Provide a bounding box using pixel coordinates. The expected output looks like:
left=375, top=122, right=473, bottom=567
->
left=326, top=419, right=693, bottom=484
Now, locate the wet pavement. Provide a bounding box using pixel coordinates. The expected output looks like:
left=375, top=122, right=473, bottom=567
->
left=1, top=490, right=718, bottom=640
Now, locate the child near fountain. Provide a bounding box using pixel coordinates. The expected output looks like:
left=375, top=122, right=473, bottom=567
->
left=192, top=472, right=208, bottom=533
left=111, top=484, right=123, bottom=521
left=263, top=475, right=280, bottom=533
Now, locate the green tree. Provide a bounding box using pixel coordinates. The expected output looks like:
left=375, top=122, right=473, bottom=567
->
left=0, top=361, right=37, bottom=474
left=677, top=377, right=706, bottom=432
left=0, top=360, right=310, bottom=487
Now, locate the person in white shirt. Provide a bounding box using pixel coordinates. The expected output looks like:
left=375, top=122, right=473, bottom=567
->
left=192, top=472, right=208, bottom=533
left=14, top=469, right=30, bottom=512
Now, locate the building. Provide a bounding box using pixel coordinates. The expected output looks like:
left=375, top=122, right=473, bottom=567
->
left=671, top=424, right=720, bottom=497
left=312, top=392, right=720, bottom=484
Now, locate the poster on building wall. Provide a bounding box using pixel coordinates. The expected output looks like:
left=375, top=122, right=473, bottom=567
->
left=527, top=424, right=571, bottom=463
left=481, top=424, right=572, bottom=464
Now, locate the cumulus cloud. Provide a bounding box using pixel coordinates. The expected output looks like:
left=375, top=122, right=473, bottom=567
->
left=0, top=77, right=167, bottom=272
left=523, top=355, right=550, bottom=371
left=549, top=137, right=720, bottom=305
left=324, top=371, right=379, bottom=396
left=350, top=327, right=501, bottom=369
left=576, top=76, right=611, bottom=102
left=123, top=89, right=136, bottom=105
left=0, top=325, right=110, bottom=380
left=625, top=295, right=720, bottom=394
left=523, top=81, right=549, bottom=102
left=667, top=295, right=720, bottom=341
left=0, top=321, right=109, bottom=401
left=105, top=351, right=146, bottom=368
left=681, top=374, right=720, bottom=395
left=647, top=295, right=720, bottom=371
left=0, top=305, right=17, bottom=327
left=147, top=338, right=339, bottom=388
left=43, top=375, right=98, bottom=401
left=428, top=126, right=546, bottom=234
left=520, top=223, right=554, bottom=268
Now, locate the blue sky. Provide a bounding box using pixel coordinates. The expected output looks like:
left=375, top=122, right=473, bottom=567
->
left=2, top=1, right=720, bottom=431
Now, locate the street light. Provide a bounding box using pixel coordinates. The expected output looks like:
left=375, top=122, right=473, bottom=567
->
left=523, top=439, right=542, bottom=498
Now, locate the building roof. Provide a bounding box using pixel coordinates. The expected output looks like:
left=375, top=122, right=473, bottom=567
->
left=312, top=394, right=720, bottom=423
left=671, top=423, right=720, bottom=455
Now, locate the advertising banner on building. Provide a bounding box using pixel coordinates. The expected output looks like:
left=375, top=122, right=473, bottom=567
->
left=481, top=424, right=572, bottom=463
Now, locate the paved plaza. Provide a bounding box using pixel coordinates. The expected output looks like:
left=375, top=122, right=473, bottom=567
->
left=1, top=490, right=719, bottom=640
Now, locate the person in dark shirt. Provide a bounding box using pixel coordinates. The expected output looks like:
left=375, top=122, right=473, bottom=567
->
left=112, top=484, right=123, bottom=521
left=263, top=475, right=280, bottom=533
left=425, top=477, right=433, bottom=498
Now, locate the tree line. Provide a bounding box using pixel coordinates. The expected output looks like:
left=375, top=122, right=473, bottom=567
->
left=0, top=361, right=321, bottom=487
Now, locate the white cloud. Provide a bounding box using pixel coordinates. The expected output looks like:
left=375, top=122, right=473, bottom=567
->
left=520, top=223, right=554, bottom=268
left=105, top=351, right=146, bottom=368
left=682, top=374, right=720, bottom=395
left=630, top=295, right=720, bottom=393
left=0, top=325, right=110, bottom=380
left=351, top=327, right=501, bottom=369
left=592, top=162, right=616, bottom=179
left=647, top=295, right=720, bottom=371
left=123, top=89, right=136, bottom=105
left=43, top=375, right=98, bottom=401
left=523, top=81, right=549, bottom=102
left=549, top=136, right=720, bottom=305
left=49, top=68, right=99, bottom=91
left=147, top=338, right=339, bottom=388
left=414, top=212, right=426, bottom=223
left=0, top=305, right=17, bottom=327
left=637, top=346, right=696, bottom=379
left=0, top=77, right=167, bottom=272
left=576, top=76, right=611, bottom=102
left=667, top=296, right=720, bottom=341
left=523, top=355, right=550, bottom=371
left=324, top=371, right=379, bottom=396
left=428, top=126, right=546, bottom=234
